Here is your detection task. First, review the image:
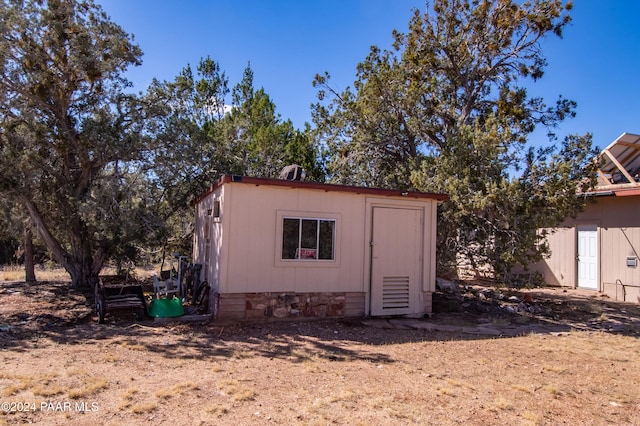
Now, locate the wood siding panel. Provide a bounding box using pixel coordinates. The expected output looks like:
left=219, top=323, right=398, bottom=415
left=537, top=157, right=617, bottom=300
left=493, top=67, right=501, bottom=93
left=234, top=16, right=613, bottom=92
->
left=601, top=229, right=630, bottom=284
left=424, top=202, right=437, bottom=293
left=222, top=184, right=367, bottom=294
left=192, top=185, right=227, bottom=292
left=598, top=196, right=640, bottom=296
left=192, top=203, right=206, bottom=280
left=223, top=183, right=278, bottom=293
left=535, top=227, right=575, bottom=287
left=532, top=195, right=640, bottom=301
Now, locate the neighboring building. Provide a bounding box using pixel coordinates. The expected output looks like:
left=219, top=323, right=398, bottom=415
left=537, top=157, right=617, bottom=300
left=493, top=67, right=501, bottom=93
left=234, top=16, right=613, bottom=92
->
left=532, top=133, right=640, bottom=303
left=193, top=175, right=447, bottom=321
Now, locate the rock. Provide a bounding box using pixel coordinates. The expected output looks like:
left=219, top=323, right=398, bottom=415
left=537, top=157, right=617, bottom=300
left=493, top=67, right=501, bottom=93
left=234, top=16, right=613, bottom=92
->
left=476, top=303, right=492, bottom=313
left=480, top=288, right=494, bottom=297
left=273, top=307, right=289, bottom=318
left=528, top=304, right=541, bottom=314
left=436, top=277, right=459, bottom=294
left=505, top=305, right=518, bottom=314
left=508, top=296, right=521, bottom=303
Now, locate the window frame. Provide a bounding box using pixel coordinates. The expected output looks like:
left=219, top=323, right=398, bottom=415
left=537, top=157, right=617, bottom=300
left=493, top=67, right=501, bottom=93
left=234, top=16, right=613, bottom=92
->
left=275, top=210, right=341, bottom=267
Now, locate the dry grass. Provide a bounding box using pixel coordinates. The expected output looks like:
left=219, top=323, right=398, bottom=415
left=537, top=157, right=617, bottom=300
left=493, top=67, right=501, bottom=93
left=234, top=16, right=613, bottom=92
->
left=2, top=280, right=640, bottom=425
left=154, top=382, right=199, bottom=399
left=67, top=376, right=108, bottom=399
left=2, top=329, right=639, bottom=425
left=31, top=384, right=65, bottom=398
left=0, top=370, right=108, bottom=402
left=217, top=379, right=257, bottom=402
left=1, top=265, right=71, bottom=282
left=0, top=265, right=157, bottom=282
left=129, top=402, right=158, bottom=414
left=490, top=397, right=514, bottom=411
left=205, top=403, right=231, bottom=417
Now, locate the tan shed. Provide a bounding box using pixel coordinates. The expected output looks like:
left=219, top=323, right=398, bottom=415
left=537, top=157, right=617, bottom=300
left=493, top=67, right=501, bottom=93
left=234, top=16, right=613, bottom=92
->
left=193, top=175, right=447, bottom=321
left=531, top=133, right=640, bottom=303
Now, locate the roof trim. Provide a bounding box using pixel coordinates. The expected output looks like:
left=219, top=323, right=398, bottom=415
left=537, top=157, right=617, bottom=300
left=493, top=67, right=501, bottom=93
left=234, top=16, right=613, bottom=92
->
left=580, top=185, right=640, bottom=198
left=195, top=175, right=449, bottom=204
left=614, top=188, right=640, bottom=197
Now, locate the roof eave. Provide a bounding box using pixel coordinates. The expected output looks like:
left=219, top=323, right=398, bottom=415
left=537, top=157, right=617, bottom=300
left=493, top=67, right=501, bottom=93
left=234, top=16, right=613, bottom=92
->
left=194, top=175, right=449, bottom=204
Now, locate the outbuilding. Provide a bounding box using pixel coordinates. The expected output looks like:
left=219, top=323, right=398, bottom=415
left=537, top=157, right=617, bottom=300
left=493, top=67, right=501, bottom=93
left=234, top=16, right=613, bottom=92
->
left=193, top=175, right=447, bottom=321
left=531, top=133, right=640, bottom=303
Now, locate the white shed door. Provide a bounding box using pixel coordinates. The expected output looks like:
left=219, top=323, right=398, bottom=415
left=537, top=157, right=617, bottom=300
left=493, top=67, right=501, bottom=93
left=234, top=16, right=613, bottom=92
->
left=370, top=207, right=422, bottom=316
left=577, top=225, right=598, bottom=290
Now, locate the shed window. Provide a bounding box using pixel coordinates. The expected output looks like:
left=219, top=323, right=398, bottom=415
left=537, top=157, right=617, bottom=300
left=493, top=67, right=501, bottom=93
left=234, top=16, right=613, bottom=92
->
left=282, top=218, right=335, bottom=260
left=213, top=200, right=220, bottom=218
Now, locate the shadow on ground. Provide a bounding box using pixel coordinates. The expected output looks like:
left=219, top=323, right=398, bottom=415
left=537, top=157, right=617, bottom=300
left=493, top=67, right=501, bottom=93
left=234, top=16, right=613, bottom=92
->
left=1, top=280, right=639, bottom=363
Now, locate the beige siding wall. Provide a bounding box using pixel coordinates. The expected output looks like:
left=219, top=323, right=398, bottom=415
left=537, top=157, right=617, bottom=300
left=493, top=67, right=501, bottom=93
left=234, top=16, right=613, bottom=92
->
left=537, top=227, right=576, bottom=286
left=534, top=195, right=640, bottom=302
left=599, top=197, right=640, bottom=302
left=220, top=183, right=367, bottom=294
left=426, top=202, right=438, bottom=293
left=192, top=198, right=208, bottom=280
left=192, top=185, right=226, bottom=292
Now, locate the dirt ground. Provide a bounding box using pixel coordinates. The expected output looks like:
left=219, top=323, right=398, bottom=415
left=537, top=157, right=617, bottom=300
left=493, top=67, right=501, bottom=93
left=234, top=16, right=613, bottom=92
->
left=1, top=279, right=640, bottom=425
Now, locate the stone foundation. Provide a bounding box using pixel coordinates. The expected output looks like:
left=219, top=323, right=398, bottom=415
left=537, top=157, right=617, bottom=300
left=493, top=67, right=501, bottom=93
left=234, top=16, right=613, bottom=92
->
left=216, top=291, right=365, bottom=322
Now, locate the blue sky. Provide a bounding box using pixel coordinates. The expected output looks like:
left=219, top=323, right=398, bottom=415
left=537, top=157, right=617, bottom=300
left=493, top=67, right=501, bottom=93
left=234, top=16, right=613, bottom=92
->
left=100, top=0, right=640, bottom=151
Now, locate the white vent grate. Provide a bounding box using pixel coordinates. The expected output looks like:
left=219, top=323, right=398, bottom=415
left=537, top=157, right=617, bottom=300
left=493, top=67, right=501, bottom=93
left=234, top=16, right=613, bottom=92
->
left=382, top=276, right=410, bottom=310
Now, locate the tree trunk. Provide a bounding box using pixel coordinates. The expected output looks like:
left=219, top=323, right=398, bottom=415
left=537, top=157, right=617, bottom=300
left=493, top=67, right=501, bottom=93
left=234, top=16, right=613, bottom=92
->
left=67, top=256, right=100, bottom=290
left=19, top=195, right=106, bottom=290
left=24, top=224, right=36, bottom=284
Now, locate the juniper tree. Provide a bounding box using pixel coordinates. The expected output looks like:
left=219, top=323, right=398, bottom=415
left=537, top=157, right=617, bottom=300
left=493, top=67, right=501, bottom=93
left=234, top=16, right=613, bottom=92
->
left=312, top=0, right=597, bottom=277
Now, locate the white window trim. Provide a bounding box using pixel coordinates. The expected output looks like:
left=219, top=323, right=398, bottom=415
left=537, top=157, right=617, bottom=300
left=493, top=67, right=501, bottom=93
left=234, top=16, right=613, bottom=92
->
left=212, top=198, right=222, bottom=223
left=275, top=210, right=341, bottom=267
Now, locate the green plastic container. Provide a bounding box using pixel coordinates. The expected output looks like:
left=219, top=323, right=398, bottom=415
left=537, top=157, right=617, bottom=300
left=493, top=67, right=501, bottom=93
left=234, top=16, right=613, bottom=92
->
left=149, top=297, right=184, bottom=318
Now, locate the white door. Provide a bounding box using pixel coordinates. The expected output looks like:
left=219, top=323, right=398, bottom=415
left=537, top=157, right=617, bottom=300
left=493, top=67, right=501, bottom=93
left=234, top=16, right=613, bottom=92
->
left=370, top=207, right=422, bottom=316
left=577, top=225, right=598, bottom=290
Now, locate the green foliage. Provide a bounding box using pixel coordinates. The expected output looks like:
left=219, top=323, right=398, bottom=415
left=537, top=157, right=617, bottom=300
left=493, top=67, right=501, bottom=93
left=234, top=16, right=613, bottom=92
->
left=216, top=63, right=324, bottom=179
left=0, top=200, right=21, bottom=265
left=0, top=0, right=156, bottom=288
left=313, top=0, right=595, bottom=276
left=411, top=123, right=597, bottom=275
left=136, top=59, right=325, bottom=260
left=0, top=1, right=321, bottom=290
left=149, top=59, right=324, bottom=184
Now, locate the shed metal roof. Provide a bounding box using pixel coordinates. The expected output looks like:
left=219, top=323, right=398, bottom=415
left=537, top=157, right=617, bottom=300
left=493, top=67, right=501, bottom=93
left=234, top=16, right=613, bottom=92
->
left=195, top=175, right=449, bottom=204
